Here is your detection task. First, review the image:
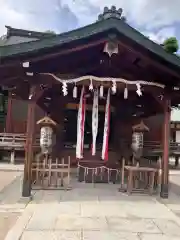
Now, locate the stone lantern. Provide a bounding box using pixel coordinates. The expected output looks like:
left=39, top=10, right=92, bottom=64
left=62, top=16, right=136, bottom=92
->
left=37, top=116, right=57, bottom=154
left=132, top=120, right=149, bottom=158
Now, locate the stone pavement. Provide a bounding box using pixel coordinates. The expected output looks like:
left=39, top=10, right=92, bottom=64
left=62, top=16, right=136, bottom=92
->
left=1, top=168, right=180, bottom=240
left=0, top=164, right=23, bottom=172
left=0, top=169, right=25, bottom=240
left=3, top=180, right=180, bottom=240
left=0, top=212, right=21, bottom=240
left=0, top=171, right=22, bottom=193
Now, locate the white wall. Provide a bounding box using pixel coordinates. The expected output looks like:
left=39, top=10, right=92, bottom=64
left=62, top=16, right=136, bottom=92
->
left=176, top=131, right=180, bottom=143
left=171, top=109, right=180, bottom=121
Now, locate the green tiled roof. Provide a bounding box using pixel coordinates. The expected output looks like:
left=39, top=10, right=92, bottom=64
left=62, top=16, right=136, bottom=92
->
left=1, top=18, right=180, bottom=70
left=6, top=25, right=56, bottom=39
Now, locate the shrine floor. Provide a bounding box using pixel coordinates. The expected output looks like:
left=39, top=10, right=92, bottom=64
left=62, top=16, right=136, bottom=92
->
left=0, top=169, right=180, bottom=240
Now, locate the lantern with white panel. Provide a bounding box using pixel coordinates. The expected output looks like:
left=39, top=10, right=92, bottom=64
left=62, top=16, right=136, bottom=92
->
left=37, top=116, right=57, bottom=154
left=132, top=120, right=149, bottom=160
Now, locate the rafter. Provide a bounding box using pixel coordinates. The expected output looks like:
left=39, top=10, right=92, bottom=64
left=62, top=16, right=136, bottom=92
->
left=118, top=40, right=180, bottom=79
left=0, top=39, right=106, bottom=68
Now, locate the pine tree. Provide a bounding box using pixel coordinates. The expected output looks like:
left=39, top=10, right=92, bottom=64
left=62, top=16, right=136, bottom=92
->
left=162, top=37, right=179, bottom=54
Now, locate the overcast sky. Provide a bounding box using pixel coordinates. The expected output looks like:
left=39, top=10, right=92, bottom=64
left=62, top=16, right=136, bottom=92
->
left=0, top=0, right=180, bottom=44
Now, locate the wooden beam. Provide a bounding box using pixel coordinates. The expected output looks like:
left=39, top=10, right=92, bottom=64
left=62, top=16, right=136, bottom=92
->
left=160, top=96, right=171, bottom=198
left=118, top=41, right=180, bottom=79
left=37, top=95, right=65, bottom=124
left=0, top=39, right=106, bottom=68
left=65, top=102, right=115, bottom=112
left=22, top=86, right=36, bottom=197
left=0, top=76, right=20, bottom=86
left=31, top=86, right=46, bottom=102
left=150, top=92, right=165, bottom=112
left=111, top=65, right=153, bottom=81
left=0, top=65, right=25, bottom=80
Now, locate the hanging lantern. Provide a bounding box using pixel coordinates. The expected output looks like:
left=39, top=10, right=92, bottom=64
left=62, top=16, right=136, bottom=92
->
left=37, top=116, right=57, bottom=154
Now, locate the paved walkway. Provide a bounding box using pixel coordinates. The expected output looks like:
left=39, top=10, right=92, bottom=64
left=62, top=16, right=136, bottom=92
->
left=1, top=167, right=180, bottom=240
left=0, top=169, right=24, bottom=240
left=0, top=164, right=23, bottom=172
left=2, top=180, right=180, bottom=240
left=0, top=171, right=22, bottom=193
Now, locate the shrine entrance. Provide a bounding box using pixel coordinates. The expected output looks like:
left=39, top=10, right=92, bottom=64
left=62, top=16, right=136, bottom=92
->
left=29, top=82, right=163, bottom=189
left=1, top=6, right=180, bottom=198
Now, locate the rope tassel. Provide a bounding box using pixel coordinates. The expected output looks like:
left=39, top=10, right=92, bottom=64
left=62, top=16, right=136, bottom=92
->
left=40, top=73, right=165, bottom=89
left=111, top=80, right=116, bottom=94
left=89, top=78, right=93, bottom=91
left=62, top=82, right=68, bottom=96
left=136, top=83, right=142, bottom=96
left=124, top=87, right=128, bottom=99
left=73, top=85, right=77, bottom=98
left=100, top=85, right=104, bottom=98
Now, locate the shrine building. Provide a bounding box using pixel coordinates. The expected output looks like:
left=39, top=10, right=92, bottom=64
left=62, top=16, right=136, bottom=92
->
left=0, top=6, right=180, bottom=198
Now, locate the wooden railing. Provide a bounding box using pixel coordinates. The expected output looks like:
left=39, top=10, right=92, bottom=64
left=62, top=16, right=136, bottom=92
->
left=0, top=133, right=39, bottom=150
left=0, top=133, right=40, bottom=163
left=32, top=156, right=71, bottom=190
left=143, top=141, right=180, bottom=156
left=0, top=133, right=179, bottom=157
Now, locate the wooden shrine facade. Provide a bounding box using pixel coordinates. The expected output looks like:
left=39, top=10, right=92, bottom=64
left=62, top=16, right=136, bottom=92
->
left=0, top=6, right=180, bottom=198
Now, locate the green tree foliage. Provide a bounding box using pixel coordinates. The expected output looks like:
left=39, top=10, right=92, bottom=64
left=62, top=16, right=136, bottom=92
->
left=163, top=37, right=179, bottom=54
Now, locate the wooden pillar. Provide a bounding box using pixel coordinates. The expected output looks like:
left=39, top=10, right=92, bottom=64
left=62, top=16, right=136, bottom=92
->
left=10, top=150, right=15, bottom=164
left=5, top=92, right=13, bottom=132
left=160, top=97, right=171, bottom=198
left=175, top=156, right=179, bottom=167
left=22, top=87, right=36, bottom=197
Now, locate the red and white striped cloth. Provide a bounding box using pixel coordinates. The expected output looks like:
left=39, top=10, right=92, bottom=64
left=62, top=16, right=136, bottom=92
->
left=76, top=86, right=86, bottom=159
left=92, top=89, right=99, bottom=155
left=102, top=88, right=110, bottom=161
